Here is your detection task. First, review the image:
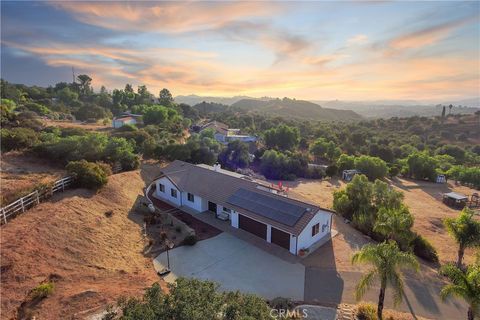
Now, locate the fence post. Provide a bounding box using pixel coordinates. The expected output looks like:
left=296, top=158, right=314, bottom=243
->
left=20, top=197, right=25, bottom=213
left=62, top=178, right=65, bottom=192
left=2, top=209, right=6, bottom=224
left=35, top=190, right=40, bottom=205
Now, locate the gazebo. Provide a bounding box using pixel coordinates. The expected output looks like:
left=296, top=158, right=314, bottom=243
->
left=442, top=192, right=468, bottom=209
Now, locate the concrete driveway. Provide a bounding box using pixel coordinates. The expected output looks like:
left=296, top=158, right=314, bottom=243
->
left=153, top=233, right=305, bottom=300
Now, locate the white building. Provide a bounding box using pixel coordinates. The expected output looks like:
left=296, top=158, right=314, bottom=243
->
left=150, top=160, right=333, bottom=255
left=112, top=116, right=137, bottom=128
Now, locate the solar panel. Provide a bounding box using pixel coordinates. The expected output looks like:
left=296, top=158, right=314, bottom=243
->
left=227, top=188, right=307, bottom=226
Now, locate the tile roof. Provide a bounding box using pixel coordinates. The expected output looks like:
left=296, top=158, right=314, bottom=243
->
left=157, top=160, right=332, bottom=235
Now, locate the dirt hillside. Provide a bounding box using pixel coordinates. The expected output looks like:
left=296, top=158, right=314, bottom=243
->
left=1, top=169, right=161, bottom=319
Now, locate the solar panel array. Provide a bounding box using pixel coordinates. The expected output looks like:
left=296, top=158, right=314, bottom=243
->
left=227, top=188, right=307, bottom=226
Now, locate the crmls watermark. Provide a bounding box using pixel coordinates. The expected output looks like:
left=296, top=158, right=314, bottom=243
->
left=270, top=308, right=309, bottom=318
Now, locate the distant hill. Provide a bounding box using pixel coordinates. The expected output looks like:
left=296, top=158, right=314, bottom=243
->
left=231, top=98, right=362, bottom=121
left=314, top=100, right=480, bottom=119
left=175, top=94, right=259, bottom=106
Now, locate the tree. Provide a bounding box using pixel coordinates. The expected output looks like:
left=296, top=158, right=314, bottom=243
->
left=337, top=154, right=355, bottom=172
left=218, top=140, right=250, bottom=170
left=159, top=88, right=174, bottom=106
left=76, top=74, right=93, bottom=97
left=354, top=155, right=388, bottom=181
left=406, top=152, right=437, bottom=181
left=310, top=138, right=341, bottom=162
left=440, top=263, right=480, bottom=320
left=352, top=241, right=419, bottom=320
left=374, top=206, right=414, bottom=246
left=444, top=208, right=480, bottom=268
left=264, top=125, right=299, bottom=151
left=143, top=105, right=170, bottom=125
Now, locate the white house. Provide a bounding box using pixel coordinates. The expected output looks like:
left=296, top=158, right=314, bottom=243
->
left=150, top=160, right=334, bottom=255
left=112, top=116, right=137, bottom=128
left=199, top=121, right=257, bottom=144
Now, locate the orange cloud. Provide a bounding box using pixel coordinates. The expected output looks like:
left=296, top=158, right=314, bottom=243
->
left=387, top=15, right=478, bottom=52
left=51, top=1, right=282, bottom=33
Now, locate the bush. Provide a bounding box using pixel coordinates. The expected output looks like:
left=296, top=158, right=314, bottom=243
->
left=411, top=233, right=439, bottom=263
left=31, top=282, right=54, bottom=299
left=356, top=302, right=377, bottom=320
left=269, top=297, right=294, bottom=310
left=1, top=127, right=39, bottom=152
left=66, top=160, right=110, bottom=189
left=183, top=234, right=197, bottom=246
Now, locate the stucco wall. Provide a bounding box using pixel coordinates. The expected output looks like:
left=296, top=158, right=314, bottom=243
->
left=296, top=210, right=332, bottom=254
left=155, top=177, right=181, bottom=207
left=182, top=192, right=207, bottom=212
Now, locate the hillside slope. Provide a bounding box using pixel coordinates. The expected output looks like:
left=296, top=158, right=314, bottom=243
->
left=0, top=169, right=161, bottom=319
left=232, top=98, right=362, bottom=121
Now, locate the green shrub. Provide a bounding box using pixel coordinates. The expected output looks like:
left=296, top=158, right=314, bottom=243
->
left=66, top=160, right=110, bottom=189
left=1, top=127, right=39, bottom=152
left=269, top=297, right=294, bottom=310
left=183, top=234, right=197, bottom=246
left=356, top=302, right=377, bottom=320
left=411, top=233, right=439, bottom=264
left=31, top=282, right=54, bottom=299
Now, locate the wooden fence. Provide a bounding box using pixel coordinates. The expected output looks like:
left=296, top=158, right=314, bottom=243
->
left=0, top=176, right=74, bottom=225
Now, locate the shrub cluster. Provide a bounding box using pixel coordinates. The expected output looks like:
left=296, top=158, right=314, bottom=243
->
left=66, top=160, right=111, bottom=189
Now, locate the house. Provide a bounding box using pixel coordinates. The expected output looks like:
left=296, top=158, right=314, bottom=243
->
left=199, top=121, right=257, bottom=144
left=150, top=160, right=334, bottom=255
left=112, top=116, right=137, bottom=128
left=342, top=169, right=361, bottom=181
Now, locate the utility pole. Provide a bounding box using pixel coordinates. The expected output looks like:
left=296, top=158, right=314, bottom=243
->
left=72, top=66, right=76, bottom=84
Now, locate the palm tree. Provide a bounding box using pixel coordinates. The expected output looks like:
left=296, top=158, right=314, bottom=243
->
left=440, top=263, right=480, bottom=320
left=444, top=208, right=480, bottom=268
left=374, top=206, right=414, bottom=246
left=352, top=241, right=419, bottom=320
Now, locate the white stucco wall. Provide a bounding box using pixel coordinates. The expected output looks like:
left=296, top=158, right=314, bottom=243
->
left=155, top=177, right=181, bottom=207
left=296, top=210, right=332, bottom=254
left=182, top=192, right=207, bottom=212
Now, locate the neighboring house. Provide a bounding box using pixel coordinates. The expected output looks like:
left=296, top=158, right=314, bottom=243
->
left=342, top=169, right=361, bottom=181
left=151, top=160, right=333, bottom=255
left=199, top=121, right=257, bottom=144
left=112, top=116, right=137, bottom=128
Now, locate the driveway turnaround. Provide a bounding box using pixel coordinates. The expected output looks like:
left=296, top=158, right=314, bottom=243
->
left=153, top=233, right=305, bottom=300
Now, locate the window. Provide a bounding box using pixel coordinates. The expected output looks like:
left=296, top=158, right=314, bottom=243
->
left=171, top=189, right=177, bottom=198
left=187, top=193, right=194, bottom=202
left=223, top=207, right=232, bottom=213
left=311, top=223, right=320, bottom=237
left=159, top=183, right=165, bottom=192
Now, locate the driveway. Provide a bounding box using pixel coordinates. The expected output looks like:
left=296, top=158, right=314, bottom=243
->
left=153, top=233, right=305, bottom=300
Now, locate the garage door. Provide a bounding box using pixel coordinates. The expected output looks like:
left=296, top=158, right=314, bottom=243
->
left=238, top=214, right=267, bottom=240
left=271, top=227, right=291, bottom=250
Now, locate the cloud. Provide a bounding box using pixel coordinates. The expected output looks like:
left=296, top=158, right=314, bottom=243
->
left=383, top=14, right=478, bottom=54
left=347, top=34, right=368, bottom=45
left=51, top=1, right=282, bottom=33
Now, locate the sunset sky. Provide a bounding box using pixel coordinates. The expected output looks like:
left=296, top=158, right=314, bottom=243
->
left=1, top=1, right=479, bottom=101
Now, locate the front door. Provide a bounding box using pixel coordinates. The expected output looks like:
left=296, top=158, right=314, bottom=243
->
left=208, top=201, right=217, bottom=213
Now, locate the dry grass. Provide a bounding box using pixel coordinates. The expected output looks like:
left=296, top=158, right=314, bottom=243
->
left=42, top=119, right=111, bottom=131
left=0, top=169, right=162, bottom=319
left=1, top=151, right=65, bottom=205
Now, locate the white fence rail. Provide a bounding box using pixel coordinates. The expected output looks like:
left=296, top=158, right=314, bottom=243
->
left=1, top=176, right=74, bottom=225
